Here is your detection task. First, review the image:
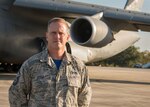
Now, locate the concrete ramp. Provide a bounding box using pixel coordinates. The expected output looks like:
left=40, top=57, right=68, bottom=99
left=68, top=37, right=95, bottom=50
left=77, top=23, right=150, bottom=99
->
left=88, top=67, right=150, bottom=84
left=0, top=67, right=150, bottom=107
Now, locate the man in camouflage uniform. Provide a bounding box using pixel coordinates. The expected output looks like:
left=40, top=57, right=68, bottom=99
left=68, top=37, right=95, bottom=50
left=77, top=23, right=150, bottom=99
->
left=9, top=17, right=92, bottom=107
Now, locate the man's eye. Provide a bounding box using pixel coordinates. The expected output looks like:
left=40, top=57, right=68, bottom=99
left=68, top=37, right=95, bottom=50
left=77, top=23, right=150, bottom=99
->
left=51, top=32, right=56, bottom=35
left=59, top=32, right=63, bottom=35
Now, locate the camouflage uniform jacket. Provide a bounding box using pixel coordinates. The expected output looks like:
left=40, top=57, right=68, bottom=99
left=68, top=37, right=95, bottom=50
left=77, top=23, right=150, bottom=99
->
left=9, top=49, right=92, bottom=107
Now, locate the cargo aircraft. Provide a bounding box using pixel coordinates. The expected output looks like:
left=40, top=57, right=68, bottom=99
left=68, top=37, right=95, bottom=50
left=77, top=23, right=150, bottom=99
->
left=0, top=0, right=150, bottom=71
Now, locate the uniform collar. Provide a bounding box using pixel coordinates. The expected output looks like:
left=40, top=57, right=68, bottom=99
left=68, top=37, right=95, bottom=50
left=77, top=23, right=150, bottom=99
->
left=39, top=48, right=72, bottom=66
left=39, top=48, right=49, bottom=63
left=63, top=51, right=72, bottom=65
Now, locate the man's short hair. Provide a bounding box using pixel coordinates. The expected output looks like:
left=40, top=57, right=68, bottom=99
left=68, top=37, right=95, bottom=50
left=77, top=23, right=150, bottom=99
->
left=47, top=17, right=70, bottom=31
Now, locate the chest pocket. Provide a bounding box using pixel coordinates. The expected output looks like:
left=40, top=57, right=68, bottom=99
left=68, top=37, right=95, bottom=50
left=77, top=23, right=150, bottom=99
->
left=68, top=71, right=81, bottom=88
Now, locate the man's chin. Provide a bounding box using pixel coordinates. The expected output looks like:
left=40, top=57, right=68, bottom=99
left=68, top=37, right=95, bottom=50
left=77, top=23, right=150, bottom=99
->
left=53, top=44, right=62, bottom=49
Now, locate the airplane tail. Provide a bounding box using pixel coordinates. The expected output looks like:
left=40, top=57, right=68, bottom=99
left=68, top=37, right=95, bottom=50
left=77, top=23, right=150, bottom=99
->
left=124, top=0, right=144, bottom=11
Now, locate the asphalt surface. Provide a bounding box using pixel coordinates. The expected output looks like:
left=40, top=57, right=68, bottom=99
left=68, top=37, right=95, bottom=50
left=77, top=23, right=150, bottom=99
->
left=0, top=67, right=150, bottom=107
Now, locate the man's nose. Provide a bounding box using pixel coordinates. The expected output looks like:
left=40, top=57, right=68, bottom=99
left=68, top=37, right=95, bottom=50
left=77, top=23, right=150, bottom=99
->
left=55, top=33, right=61, bottom=38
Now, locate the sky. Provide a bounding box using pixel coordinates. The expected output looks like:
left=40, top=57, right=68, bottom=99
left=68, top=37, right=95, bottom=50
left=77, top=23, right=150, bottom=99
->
left=71, top=0, right=150, bottom=52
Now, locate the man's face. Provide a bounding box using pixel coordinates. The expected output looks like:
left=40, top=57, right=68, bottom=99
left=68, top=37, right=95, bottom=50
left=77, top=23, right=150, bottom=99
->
left=46, top=21, right=69, bottom=50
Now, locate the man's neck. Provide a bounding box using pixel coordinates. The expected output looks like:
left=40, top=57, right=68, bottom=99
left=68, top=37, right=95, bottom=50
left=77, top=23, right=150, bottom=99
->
left=48, top=49, right=65, bottom=60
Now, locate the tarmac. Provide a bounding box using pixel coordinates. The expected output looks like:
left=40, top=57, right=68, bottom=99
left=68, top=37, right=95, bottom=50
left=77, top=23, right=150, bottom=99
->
left=0, top=67, right=150, bottom=107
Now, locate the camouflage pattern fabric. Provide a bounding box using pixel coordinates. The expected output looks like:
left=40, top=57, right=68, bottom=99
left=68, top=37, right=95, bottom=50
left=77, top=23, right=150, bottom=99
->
left=9, top=49, right=92, bottom=107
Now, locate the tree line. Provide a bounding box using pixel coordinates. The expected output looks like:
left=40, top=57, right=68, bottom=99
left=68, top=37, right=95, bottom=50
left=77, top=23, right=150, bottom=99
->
left=87, top=46, right=150, bottom=67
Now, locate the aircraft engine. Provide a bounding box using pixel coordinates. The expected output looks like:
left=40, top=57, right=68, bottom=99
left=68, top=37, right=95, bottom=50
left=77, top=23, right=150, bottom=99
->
left=70, top=16, right=113, bottom=47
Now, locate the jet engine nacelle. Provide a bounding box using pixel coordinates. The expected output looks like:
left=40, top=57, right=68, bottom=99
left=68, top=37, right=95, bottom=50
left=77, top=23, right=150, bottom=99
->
left=70, top=16, right=113, bottom=48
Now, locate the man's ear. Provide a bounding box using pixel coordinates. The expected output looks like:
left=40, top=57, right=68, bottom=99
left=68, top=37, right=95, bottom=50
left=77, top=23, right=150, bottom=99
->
left=67, top=34, right=70, bottom=41
left=45, top=32, right=48, bottom=41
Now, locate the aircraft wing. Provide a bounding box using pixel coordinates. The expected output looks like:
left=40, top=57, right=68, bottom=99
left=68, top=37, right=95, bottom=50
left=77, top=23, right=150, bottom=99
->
left=13, top=0, right=150, bottom=32
left=0, top=0, right=148, bottom=65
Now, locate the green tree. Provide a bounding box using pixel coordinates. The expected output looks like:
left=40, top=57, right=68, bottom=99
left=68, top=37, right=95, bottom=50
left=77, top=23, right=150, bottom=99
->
left=87, top=46, right=150, bottom=67
left=140, top=51, right=150, bottom=64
